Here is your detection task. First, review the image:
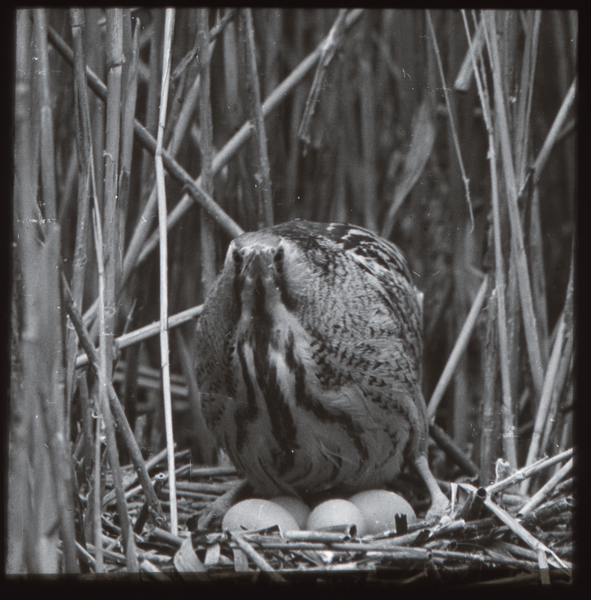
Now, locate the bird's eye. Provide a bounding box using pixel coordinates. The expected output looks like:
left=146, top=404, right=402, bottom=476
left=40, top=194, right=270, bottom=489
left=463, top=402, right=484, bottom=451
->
left=274, top=247, right=284, bottom=272
left=233, top=250, right=243, bottom=270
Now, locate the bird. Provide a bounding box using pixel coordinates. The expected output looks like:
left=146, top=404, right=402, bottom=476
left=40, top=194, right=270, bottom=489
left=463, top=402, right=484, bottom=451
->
left=195, top=220, right=449, bottom=519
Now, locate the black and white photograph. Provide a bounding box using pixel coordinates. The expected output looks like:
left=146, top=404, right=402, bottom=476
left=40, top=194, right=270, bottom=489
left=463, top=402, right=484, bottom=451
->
left=9, top=9, right=576, bottom=583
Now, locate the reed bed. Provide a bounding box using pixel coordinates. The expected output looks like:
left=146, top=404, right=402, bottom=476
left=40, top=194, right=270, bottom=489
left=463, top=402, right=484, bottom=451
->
left=10, top=9, right=576, bottom=582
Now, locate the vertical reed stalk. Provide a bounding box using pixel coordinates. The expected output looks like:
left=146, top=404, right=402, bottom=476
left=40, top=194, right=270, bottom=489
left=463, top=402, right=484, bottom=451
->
left=154, top=8, right=178, bottom=536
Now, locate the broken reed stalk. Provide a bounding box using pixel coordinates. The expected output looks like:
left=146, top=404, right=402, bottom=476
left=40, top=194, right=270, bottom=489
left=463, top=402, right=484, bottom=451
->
left=519, top=457, right=573, bottom=516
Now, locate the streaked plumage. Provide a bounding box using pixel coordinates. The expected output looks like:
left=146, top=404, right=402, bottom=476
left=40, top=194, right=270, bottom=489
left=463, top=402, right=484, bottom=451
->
left=195, top=220, right=448, bottom=516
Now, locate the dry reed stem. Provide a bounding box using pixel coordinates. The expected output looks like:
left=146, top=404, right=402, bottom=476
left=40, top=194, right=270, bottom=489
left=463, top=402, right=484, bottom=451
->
left=479, top=289, right=498, bottom=486
left=229, top=532, right=286, bottom=580
left=91, top=175, right=139, bottom=569
left=525, top=77, right=577, bottom=195
left=67, top=8, right=93, bottom=450
left=140, top=9, right=363, bottom=257
left=521, top=314, right=566, bottom=493
left=92, top=409, right=103, bottom=571
left=464, top=9, right=517, bottom=467
left=155, top=7, right=178, bottom=536
left=103, top=9, right=123, bottom=389
left=60, top=274, right=166, bottom=527
left=519, top=457, right=573, bottom=516
left=426, top=10, right=473, bottom=230
left=197, top=8, right=217, bottom=296
left=118, top=15, right=140, bottom=228
left=514, top=11, right=541, bottom=186
left=242, top=8, right=274, bottom=228
left=486, top=447, right=573, bottom=495
left=74, top=304, right=204, bottom=368
left=459, top=483, right=567, bottom=571
left=34, top=10, right=57, bottom=222
left=427, top=275, right=489, bottom=421
left=454, top=17, right=484, bottom=91
left=14, top=12, right=54, bottom=573
left=484, top=10, right=545, bottom=399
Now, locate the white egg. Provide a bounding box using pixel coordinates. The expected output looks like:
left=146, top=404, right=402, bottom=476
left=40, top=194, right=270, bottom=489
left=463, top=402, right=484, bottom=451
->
left=348, top=489, right=416, bottom=534
left=306, top=499, right=367, bottom=537
left=270, top=496, right=311, bottom=529
left=221, top=498, right=300, bottom=533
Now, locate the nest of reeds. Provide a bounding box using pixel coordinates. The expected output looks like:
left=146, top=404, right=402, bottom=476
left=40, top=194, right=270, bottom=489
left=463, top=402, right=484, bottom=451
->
left=90, top=448, right=573, bottom=584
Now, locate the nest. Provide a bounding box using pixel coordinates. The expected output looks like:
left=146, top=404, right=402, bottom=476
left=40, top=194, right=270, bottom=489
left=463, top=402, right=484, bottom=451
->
left=85, top=448, right=573, bottom=585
